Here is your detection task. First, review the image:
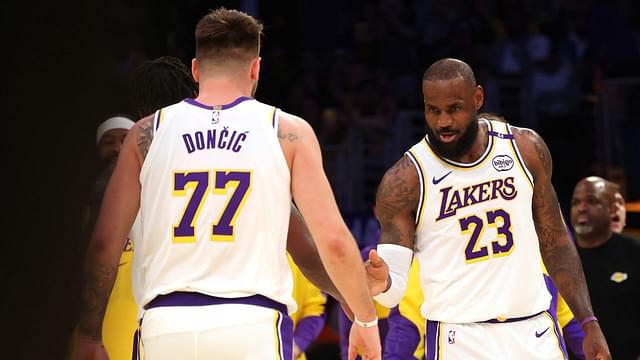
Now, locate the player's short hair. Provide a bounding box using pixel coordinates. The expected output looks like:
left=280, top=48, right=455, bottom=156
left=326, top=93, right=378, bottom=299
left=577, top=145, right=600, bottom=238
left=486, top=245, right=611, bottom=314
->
left=423, top=58, right=477, bottom=87
left=129, top=56, right=198, bottom=118
left=195, top=7, right=263, bottom=67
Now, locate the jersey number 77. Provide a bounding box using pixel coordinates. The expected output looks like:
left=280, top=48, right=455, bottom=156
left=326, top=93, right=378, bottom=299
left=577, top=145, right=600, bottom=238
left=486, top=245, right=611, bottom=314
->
left=172, top=170, right=252, bottom=243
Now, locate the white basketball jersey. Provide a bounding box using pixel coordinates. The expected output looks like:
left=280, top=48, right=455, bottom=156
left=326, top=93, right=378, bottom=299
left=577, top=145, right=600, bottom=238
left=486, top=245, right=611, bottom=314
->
left=134, top=97, right=295, bottom=313
left=406, top=119, right=550, bottom=323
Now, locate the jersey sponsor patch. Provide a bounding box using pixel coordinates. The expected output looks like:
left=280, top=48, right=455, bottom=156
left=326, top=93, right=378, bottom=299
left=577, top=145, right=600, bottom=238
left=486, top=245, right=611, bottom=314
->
left=492, top=155, right=514, bottom=171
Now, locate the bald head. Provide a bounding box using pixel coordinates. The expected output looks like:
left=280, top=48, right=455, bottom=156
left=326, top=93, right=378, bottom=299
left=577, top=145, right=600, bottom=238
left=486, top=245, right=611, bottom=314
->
left=423, top=58, right=477, bottom=87
left=574, top=176, right=616, bottom=206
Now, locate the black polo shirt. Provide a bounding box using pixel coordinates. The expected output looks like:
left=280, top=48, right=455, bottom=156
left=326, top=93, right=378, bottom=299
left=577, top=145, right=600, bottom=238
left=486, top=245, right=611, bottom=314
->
left=577, top=233, right=640, bottom=359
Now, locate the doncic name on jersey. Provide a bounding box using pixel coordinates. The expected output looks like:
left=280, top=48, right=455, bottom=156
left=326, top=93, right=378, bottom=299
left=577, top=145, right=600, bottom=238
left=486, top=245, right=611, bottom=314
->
left=181, top=127, right=249, bottom=154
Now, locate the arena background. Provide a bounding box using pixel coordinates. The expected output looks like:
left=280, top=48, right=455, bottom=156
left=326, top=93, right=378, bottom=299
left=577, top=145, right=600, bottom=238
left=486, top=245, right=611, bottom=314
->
left=4, top=0, right=639, bottom=358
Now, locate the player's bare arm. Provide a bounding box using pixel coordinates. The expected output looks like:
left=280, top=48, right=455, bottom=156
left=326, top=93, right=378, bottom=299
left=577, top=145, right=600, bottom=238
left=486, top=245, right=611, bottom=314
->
left=374, top=155, right=420, bottom=249
left=366, top=155, right=419, bottom=302
left=287, top=203, right=345, bottom=304
left=513, top=128, right=592, bottom=319
left=279, top=111, right=381, bottom=359
left=514, top=127, right=610, bottom=359
left=77, top=121, right=145, bottom=343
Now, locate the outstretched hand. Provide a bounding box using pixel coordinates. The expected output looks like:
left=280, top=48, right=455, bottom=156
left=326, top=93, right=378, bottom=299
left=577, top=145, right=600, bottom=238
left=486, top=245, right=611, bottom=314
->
left=348, top=323, right=381, bottom=360
left=365, top=249, right=390, bottom=296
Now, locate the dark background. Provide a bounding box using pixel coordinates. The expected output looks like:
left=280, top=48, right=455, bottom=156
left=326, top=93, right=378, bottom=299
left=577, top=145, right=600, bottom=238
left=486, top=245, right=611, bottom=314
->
left=4, top=0, right=639, bottom=358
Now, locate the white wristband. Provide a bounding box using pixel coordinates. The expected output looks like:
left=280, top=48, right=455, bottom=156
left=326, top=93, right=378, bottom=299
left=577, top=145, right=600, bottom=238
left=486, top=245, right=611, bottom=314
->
left=354, top=316, right=378, bottom=328
left=372, top=244, right=413, bottom=308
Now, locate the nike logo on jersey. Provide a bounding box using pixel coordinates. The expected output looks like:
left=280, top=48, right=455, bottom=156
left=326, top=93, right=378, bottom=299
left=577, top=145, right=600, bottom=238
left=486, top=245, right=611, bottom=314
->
left=432, top=171, right=453, bottom=185
left=535, top=327, right=549, bottom=338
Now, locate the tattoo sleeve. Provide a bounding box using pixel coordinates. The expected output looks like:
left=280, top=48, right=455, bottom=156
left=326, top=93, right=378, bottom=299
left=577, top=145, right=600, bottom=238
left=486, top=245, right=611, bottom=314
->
left=78, top=261, right=117, bottom=340
left=137, top=116, right=154, bottom=161
left=374, top=155, right=420, bottom=249
left=519, top=128, right=594, bottom=321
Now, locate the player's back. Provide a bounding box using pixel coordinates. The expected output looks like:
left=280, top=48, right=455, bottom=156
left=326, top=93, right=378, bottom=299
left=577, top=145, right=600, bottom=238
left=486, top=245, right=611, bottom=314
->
left=134, top=96, right=295, bottom=313
left=406, top=119, right=550, bottom=323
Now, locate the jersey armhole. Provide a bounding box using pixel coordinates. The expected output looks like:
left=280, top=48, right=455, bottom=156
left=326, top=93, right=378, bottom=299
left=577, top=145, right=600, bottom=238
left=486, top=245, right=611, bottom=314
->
left=506, top=125, right=535, bottom=188
left=405, top=151, right=426, bottom=228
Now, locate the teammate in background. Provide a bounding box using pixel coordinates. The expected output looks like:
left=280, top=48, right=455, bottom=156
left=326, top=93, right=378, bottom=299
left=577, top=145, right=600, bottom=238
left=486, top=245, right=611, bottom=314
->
left=367, top=58, right=609, bottom=359
left=288, top=255, right=327, bottom=360
left=129, top=56, right=198, bottom=120
left=75, top=7, right=380, bottom=360
left=85, top=115, right=136, bottom=230
left=72, top=57, right=199, bottom=360
left=74, top=115, right=135, bottom=360
left=571, top=176, right=640, bottom=359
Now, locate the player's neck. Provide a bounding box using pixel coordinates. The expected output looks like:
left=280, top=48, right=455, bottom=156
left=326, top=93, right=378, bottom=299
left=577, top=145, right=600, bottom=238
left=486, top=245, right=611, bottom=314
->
left=196, top=78, right=253, bottom=106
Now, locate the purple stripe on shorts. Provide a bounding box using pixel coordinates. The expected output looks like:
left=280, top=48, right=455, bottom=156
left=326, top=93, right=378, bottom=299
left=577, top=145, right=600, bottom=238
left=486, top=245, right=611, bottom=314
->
left=426, top=319, right=439, bottom=360
left=131, top=327, right=140, bottom=360
left=184, top=96, right=253, bottom=110
left=548, top=311, right=569, bottom=359
left=278, top=312, right=294, bottom=360
left=144, top=291, right=288, bottom=315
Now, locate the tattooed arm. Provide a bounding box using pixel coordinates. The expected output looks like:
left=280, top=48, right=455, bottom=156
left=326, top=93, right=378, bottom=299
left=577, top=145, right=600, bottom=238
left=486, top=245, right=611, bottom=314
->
left=363, top=155, right=419, bottom=304
left=375, top=155, right=420, bottom=250
left=75, top=117, right=151, bottom=358
left=513, top=127, right=610, bottom=360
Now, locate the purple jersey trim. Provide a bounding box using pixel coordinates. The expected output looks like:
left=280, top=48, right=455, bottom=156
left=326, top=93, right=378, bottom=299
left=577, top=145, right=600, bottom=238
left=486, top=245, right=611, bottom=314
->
left=184, top=96, right=253, bottom=110
left=405, top=150, right=426, bottom=227
left=144, top=291, right=287, bottom=314
left=293, top=315, right=325, bottom=352
left=487, top=130, right=514, bottom=139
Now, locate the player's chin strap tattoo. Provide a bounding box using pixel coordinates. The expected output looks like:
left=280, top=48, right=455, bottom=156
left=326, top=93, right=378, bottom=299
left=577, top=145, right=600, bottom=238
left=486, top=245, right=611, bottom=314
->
left=77, top=261, right=117, bottom=340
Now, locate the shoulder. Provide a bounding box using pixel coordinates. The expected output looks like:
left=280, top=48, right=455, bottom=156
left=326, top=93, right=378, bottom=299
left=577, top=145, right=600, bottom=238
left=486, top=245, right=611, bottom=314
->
left=375, top=155, right=421, bottom=214
left=509, top=125, right=551, bottom=181
left=277, top=110, right=315, bottom=142
left=127, top=115, right=154, bottom=162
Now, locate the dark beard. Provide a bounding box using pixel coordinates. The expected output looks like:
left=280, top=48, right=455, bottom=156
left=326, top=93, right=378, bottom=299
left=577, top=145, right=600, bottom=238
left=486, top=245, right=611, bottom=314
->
left=425, top=117, right=479, bottom=161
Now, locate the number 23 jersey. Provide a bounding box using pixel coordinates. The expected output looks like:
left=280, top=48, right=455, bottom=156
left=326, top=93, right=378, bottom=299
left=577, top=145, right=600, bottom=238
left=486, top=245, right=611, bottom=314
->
left=406, top=119, right=550, bottom=323
left=134, top=97, right=295, bottom=314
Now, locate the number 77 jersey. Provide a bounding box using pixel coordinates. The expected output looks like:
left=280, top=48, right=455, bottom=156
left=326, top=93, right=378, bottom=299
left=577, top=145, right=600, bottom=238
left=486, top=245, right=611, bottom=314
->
left=134, top=97, right=296, bottom=314
left=406, top=119, right=550, bottom=323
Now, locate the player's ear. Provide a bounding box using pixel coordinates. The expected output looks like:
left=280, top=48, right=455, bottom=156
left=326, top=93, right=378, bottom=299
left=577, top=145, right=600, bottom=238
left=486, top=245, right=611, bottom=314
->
left=250, top=57, right=261, bottom=82
left=191, top=58, right=200, bottom=82
left=474, top=85, right=484, bottom=110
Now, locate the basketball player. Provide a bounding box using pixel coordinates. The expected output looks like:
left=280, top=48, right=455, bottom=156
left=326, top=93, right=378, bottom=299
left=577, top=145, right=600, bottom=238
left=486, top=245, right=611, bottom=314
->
left=367, top=58, right=609, bottom=359
left=75, top=8, right=380, bottom=360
